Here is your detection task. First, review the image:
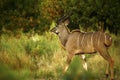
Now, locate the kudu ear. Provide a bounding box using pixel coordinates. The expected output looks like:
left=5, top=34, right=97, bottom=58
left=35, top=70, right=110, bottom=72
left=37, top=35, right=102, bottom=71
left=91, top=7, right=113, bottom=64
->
left=64, top=19, right=70, bottom=26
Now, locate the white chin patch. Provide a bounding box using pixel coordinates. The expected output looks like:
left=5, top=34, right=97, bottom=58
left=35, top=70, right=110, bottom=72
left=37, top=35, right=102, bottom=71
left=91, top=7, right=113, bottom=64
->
left=55, top=31, right=59, bottom=34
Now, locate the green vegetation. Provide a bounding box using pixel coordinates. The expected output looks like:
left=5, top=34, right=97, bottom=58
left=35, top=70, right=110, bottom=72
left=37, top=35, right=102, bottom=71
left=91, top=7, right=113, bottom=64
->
left=0, top=32, right=120, bottom=80
left=0, top=32, right=65, bottom=80
left=0, top=0, right=120, bottom=34
left=0, top=0, right=120, bottom=80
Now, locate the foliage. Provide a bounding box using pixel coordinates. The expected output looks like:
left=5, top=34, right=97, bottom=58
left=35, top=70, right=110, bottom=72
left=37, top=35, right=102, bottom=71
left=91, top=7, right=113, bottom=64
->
left=0, top=64, right=32, bottom=80
left=0, top=0, right=120, bottom=34
left=0, top=32, right=120, bottom=80
left=0, top=1, right=120, bottom=79
left=0, top=32, right=63, bottom=80
left=0, top=32, right=59, bottom=56
left=66, top=0, right=120, bottom=34
left=0, top=0, right=41, bottom=32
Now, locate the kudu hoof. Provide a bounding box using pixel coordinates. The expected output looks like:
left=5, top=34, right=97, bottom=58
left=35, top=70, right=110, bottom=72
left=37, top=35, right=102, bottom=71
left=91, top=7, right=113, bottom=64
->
left=105, top=74, right=109, bottom=78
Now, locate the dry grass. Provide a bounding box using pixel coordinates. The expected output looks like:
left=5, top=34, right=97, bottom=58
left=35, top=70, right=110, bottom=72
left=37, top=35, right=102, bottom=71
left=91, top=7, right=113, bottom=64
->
left=0, top=32, right=120, bottom=80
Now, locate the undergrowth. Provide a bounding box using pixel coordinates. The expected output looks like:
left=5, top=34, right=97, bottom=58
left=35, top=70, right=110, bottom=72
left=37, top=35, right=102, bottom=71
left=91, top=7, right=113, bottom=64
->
left=0, top=32, right=120, bottom=80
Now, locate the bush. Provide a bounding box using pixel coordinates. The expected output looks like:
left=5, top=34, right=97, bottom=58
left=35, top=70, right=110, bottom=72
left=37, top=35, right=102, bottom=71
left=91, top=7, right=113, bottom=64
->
left=0, top=31, right=63, bottom=80
left=0, top=32, right=120, bottom=80
left=24, top=32, right=60, bottom=56
left=0, top=63, right=32, bottom=80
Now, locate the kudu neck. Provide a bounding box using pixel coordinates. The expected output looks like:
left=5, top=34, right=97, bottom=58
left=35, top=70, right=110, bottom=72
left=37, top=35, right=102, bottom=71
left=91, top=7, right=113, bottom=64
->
left=58, top=26, right=70, bottom=47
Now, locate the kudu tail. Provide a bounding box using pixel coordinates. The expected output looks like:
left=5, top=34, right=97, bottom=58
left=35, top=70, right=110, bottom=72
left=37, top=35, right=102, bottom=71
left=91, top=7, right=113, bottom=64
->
left=104, top=33, right=112, bottom=47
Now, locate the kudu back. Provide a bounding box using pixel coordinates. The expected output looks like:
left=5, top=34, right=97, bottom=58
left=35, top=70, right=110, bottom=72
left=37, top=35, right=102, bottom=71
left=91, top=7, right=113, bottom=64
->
left=50, top=15, right=114, bottom=80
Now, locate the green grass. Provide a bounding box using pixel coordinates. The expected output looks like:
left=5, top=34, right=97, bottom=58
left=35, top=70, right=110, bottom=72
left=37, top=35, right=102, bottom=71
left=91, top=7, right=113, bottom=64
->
left=0, top=64, right=32, bottom=80
left=0, top=32, right=120, bottom=80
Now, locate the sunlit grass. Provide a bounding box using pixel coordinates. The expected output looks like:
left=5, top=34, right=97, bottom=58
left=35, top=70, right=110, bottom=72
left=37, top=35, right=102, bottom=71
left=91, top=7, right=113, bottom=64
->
left=0, top=32, right=120, bottom=80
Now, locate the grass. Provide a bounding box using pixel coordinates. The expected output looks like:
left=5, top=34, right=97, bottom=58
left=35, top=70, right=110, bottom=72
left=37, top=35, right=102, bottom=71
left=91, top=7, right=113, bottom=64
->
left=0, top=31, right=120, bottom=80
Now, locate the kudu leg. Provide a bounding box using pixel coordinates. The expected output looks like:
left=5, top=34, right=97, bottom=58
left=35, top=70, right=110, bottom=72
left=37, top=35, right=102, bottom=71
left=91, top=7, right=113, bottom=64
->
left=105, top=63, right=110, bottom=78
left=80, top=55, right=87, bottom=71
left=64, top=53, right=74, bottom=72
left=105, top=58, right=114, bottom=80
left=98, top=46, right=114, bottom=80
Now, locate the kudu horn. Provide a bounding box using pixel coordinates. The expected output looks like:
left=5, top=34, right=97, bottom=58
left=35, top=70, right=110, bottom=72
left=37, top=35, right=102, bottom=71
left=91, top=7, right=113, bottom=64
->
left=57, top=12, right=73, bottom=23
left=51, top=12, right=114, bottom=80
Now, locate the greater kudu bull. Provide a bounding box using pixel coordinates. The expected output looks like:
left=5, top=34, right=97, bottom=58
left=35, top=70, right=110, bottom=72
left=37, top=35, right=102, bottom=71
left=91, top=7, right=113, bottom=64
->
left=50, top=14, right=114, bottom=80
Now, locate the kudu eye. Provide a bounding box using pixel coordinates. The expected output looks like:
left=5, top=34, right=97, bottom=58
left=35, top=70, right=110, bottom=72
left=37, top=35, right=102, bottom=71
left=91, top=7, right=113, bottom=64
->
left=50, top=27, right=59, bottom=34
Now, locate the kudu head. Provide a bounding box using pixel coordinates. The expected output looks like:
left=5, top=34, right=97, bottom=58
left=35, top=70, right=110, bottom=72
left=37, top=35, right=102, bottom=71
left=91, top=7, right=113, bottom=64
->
left=50, top=13, right=71, bottom=35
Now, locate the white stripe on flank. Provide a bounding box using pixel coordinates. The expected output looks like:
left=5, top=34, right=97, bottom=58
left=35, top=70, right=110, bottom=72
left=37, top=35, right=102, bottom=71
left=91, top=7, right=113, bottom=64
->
left=105, top=33, right=106, bottom=44
left=81, top=34, right=85, bottom=49
left=90, top=32, right=94, bottom=48
left=98, top=32, right=101, bottom=46
left=77, top=34, right=80, bottom=49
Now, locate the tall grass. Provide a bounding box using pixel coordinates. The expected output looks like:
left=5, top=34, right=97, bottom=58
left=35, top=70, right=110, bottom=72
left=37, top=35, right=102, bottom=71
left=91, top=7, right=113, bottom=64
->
left=0, top=32, right=65, bottom=80
left=0, top=32, right=120, bottom=80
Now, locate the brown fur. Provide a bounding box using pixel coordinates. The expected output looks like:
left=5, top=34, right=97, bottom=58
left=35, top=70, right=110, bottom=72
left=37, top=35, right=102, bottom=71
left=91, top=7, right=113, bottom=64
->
left=50, top=19, right=114, bottom=80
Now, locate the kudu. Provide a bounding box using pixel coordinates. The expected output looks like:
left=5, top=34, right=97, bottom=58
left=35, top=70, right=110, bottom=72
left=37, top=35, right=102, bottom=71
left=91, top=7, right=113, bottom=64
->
left=50, top=14, right=114, bottom=80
